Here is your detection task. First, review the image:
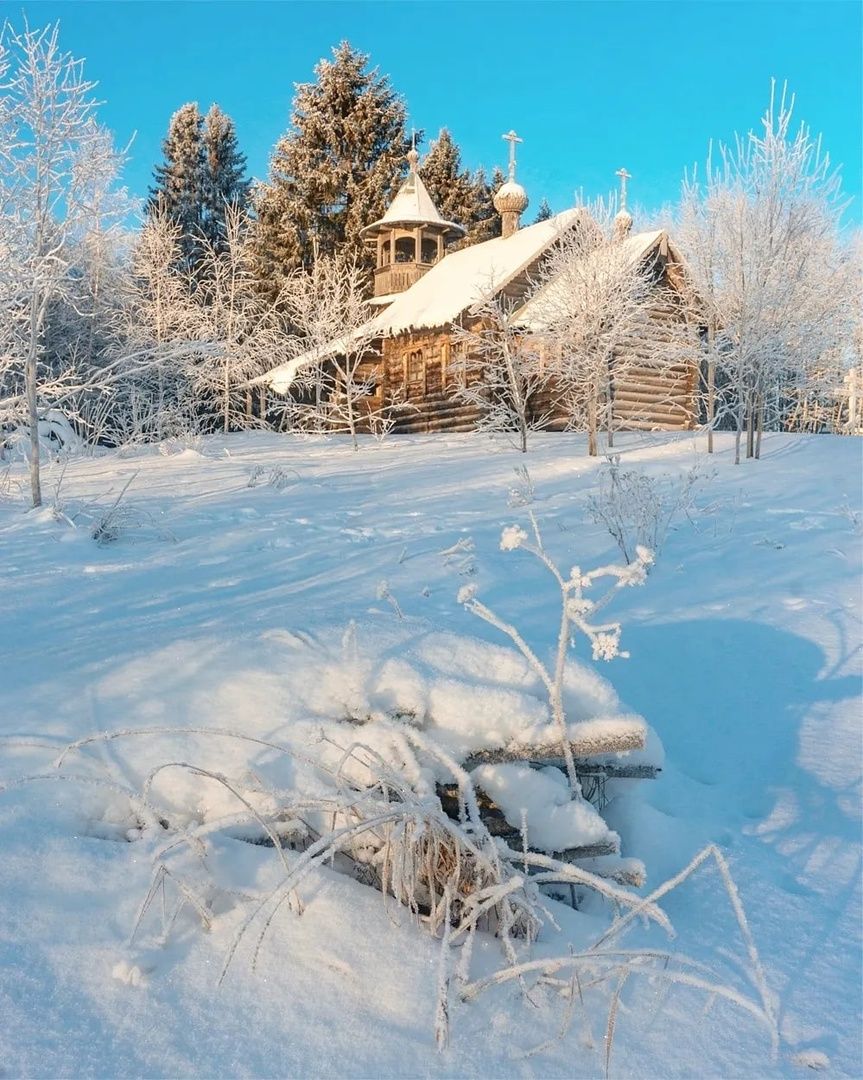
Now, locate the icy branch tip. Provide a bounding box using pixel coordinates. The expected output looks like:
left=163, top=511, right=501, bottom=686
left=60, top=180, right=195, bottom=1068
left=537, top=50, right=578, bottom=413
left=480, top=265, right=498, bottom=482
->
left=457, top=583, right=478, bottom=604
left=500, top=525, right=528, bottom=552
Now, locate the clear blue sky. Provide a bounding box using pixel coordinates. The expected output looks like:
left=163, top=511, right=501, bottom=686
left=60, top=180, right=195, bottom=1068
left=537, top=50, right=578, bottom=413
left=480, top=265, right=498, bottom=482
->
left=5, top=0, right=862, bottom=220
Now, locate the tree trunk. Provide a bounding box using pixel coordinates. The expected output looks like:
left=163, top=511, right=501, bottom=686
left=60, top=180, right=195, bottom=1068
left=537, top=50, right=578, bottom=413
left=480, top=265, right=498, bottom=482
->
left=706, top=318, right=716, bottom=454
left=26, top=296, right=42, bottom=508
left=223, top=361, right=231, bottom=434
left=755, top=393, right=764, bottom=459
left=734, top=393, right=744, bottom=465
left=346, top=382, right=358, bottom=451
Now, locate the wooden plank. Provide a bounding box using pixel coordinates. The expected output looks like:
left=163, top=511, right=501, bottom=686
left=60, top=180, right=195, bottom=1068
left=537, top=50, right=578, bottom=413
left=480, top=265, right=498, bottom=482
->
left=463, top=728, right=645, bottom=767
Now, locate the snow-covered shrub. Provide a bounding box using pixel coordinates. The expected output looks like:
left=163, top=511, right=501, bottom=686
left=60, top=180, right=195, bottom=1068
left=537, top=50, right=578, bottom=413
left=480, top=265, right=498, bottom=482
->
left=3, top=716, right=778, bottom=1064
left=460, top=506, right=653, bottom=788
left=158, top=433, right=204, bottom=457
left=247, top=463, right=297, bottom=490
left=587, top=456, right=703, bottom=564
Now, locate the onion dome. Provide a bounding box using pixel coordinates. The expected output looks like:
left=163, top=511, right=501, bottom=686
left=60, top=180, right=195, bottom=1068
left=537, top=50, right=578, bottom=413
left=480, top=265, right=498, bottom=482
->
left=613, top=207, right=633, bottom=240
left=493, top=179, right=529, bottom=216
left=613, top=167, right=633, bottom=240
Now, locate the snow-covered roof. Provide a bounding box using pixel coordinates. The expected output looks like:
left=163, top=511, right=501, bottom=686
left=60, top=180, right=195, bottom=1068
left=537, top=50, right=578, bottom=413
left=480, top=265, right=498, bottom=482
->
left=255, top=209, right=588, bottom=393
left=360, top=169, right=465, bottom=239
left=366, top=208, right=585, bottom=337
left=253, top=332, right=371, bottom=394
left=254, top=215, right=670, bottom=394
left=514, top=229, right=667, bottom=332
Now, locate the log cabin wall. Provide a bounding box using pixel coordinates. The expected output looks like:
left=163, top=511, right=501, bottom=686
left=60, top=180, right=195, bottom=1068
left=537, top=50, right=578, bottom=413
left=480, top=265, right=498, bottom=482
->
left=527, top=254, right=699, bottom=433
left=289, top=243, right=699, bottom=437
left=381, top=330, right=482, bottom=432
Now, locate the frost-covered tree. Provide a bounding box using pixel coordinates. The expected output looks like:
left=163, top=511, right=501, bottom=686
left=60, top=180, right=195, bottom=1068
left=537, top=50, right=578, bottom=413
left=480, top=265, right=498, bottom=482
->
left=195, top=206, right=290, bottom=433
left=253, top=42, right=412, bottom=294
left=149, top=102, right=206, bottom=273
left=281, top=254, right=381, bottom=448
left=202, top=104, right=250, bottom=253
left=452, top=294, right=552, bottom=452
left=114, top=208, right=203, bottom=441
left=420, top=128, right=476, bottom=233
left=466, top=165, right=503, bottom=245
left=678, top=82, right=855, bottom=461
left=0, top=22, right=129, bottom=504
left=527, top=203, right=673, bottom=456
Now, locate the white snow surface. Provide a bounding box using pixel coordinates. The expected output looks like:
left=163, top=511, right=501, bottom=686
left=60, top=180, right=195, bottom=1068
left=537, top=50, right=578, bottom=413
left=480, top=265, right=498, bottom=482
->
left=0, top=430, right=860, bottom=1078
left=472, top=762, right=616, bottom=852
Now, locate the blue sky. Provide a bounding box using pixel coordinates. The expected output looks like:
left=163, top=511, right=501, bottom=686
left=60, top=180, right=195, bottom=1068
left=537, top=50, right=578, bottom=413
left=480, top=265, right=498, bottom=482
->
left=5, top=1, right=861, bottom=220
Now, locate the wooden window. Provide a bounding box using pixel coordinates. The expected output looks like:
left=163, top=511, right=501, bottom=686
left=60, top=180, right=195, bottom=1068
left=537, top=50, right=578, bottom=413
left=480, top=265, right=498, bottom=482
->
left=408, top=349, right=424, bottom=390
left=395, top=237, right=415, bottom=264
left=421, top=237, right=438, bottom=265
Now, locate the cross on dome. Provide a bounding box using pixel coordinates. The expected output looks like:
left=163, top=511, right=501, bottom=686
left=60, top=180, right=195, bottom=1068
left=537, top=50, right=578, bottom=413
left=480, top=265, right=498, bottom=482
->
left=615, top=167, right=632, bottom=210
left=407, top=129, right=419, bottom=172
left=502, top=130, right=523, bottom=182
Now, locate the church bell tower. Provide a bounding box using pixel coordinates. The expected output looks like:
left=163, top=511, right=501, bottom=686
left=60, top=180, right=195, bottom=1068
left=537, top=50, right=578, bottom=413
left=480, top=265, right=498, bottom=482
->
left=360, top=145, right=466, bottom=302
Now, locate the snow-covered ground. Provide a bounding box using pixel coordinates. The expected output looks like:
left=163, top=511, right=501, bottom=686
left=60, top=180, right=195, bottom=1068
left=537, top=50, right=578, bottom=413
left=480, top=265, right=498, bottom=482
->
left=0, top=431, right=860, bottom=1078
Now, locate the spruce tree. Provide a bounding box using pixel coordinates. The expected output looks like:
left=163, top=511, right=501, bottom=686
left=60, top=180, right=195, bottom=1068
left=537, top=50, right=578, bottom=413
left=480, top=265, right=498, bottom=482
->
left=253, top=41, right=411, bottom=294
left=467, top=166, right=504, bottom=244
left=420, top=128, right=476, bottom=233
left=149, top=103, right=206, bottom=272
left=202, top=104, right=250, bottom=252
left=534, top=197, right=552, bottom=223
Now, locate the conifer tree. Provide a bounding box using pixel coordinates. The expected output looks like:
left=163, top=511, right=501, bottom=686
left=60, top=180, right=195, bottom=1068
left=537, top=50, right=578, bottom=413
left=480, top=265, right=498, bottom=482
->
left=467, top=166, right=504, bottom=244
left=534, top=197, right=552, bottom=222
left=202, top=104, right=250, bottom=252
left=420, top=128, right=476, bottom=232
left=252, top=41, right=412, bottom=295
left=149, top=103, right=206, bottom=272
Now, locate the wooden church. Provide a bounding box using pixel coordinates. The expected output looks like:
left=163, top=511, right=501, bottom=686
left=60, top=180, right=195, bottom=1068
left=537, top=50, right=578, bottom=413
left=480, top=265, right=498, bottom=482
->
left=258, top=134, right=700, bottom=435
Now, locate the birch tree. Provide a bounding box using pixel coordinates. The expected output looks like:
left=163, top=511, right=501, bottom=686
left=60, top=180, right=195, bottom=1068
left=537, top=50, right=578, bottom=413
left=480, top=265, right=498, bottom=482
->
left=281, top=255, right=382, bottom=449
left=526, top=204, right=660, bottom=456
left=0, top=22, right=127, bottom=503
left=195, top=205, right=291, bottom=433
left=451, top=293, right=552, bottom=453
left=113, top=206, right=203, bottom=442
left=678, top=81, right=855, bottom=461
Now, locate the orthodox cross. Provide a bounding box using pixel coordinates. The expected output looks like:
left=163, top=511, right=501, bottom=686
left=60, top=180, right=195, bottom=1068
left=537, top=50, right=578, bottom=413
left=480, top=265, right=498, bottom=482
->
left=615, top=167, right=632, bottom=210
left=502, top=130, right=523, bottom=181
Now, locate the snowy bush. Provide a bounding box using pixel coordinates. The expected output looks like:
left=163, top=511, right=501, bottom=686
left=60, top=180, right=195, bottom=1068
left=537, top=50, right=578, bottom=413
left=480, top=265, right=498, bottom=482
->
left=2, top=712, right=778, bottom=1066
left=247, top=463, right=298, bottom=490
left=460, top=505, right=653, bottom=787
left=587, top=456, right=703, bottom=564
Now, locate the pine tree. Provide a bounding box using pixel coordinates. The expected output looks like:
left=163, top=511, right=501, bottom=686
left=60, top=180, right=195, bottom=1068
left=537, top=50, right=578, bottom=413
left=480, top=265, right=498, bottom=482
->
left=202, top=104, right=251, bottom=252
left=149, top=103, right=206, bottom=272
left=252, top=41, right=412, bottom=295
left=534, top=198, right=552, bottom=223
left=467, top=166, right=504, bottom=245
left=420, top=129, right=476, bottom=232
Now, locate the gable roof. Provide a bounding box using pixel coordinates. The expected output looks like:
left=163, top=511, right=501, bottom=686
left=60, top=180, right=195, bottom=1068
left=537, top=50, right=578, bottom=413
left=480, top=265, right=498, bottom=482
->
left=253, top=212, right=675, bottom=394
left=514, top=229, right=667, bottom=331
left=366, top=208, right=585, bottom=336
